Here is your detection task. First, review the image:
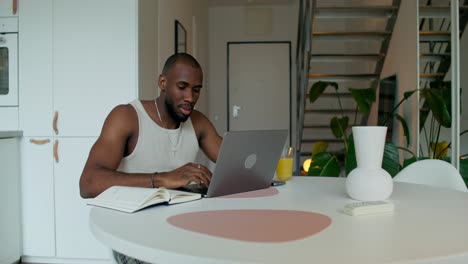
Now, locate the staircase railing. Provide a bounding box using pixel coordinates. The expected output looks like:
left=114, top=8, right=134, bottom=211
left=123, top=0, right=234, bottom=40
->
left=419, top=1, right=451, bottom=89
left=294, top=0, right=314, bottom=174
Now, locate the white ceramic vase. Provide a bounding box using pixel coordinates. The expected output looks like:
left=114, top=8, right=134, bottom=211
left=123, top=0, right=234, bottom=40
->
left=346, top=126, right=393, bottom=201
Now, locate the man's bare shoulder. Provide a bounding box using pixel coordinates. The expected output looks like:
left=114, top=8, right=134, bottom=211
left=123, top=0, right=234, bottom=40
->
left=102, top=103, right=138, bottom=135
left=190, top=109, right=209, bottom=121
left=190, top=110, right=219, bottom=138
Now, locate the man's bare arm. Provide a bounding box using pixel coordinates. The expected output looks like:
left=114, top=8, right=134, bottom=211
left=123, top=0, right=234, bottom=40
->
left=79, top=105, right=213, bottom=198
left=191, top=110, right=223, bottom=162
left=79, top=105, right=157, bottom=198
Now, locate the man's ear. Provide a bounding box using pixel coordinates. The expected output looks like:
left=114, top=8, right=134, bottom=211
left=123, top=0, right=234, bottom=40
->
left=158, top=74, right=166, bottom=92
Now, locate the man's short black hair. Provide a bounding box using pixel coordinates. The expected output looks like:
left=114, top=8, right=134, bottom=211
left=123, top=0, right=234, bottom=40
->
left=162, top=53, right=202, bottom=76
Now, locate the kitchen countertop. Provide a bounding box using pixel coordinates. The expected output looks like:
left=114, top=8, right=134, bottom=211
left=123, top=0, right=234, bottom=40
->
left=0, top=131, right=23, bottom=139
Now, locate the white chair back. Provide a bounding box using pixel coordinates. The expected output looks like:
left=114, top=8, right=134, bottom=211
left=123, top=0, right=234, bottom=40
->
left=394, top=159, right=467, bottom=192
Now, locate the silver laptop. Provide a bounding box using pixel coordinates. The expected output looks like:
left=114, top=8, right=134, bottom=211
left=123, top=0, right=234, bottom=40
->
left=181, top=130, right=288, bottom=197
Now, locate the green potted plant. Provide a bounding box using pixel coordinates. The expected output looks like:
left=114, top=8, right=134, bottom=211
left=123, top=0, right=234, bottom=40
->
left=306, top=80, right=468, bottom=186
left=305, top=81, right=401, bottom=177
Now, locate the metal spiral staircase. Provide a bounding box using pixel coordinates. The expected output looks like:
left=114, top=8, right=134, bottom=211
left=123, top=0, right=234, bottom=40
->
left=295, top=0, right=401, bottom=171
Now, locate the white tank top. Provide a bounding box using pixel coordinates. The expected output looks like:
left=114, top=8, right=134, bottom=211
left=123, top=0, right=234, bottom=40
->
left=117, top=99, right=199, bottom=174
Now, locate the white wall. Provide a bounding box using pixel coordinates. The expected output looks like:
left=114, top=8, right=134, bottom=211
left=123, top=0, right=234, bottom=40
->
left=138, top=0, right=158, bottom=100
left=369, top=0, right=419, bottom=157
left=156, top=0, right=209, bottom=114
left=208, top=3, right=298, bottom=136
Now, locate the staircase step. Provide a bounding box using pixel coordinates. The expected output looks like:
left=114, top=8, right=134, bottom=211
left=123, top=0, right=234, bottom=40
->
left=420, top=53, right=450, bottom=62
left=315, top=6, right=398, bottom=19
left=312, top=31, right=391, bottom=41
left=419, top=31, right=451, bottom=42
left=305, top=109, right=356, bottom=114
left=302, top=138, right=343, bottom=143
left=299, top=151, right=344, bottom=157
left=306, top=96, right=356, bottom=110
left=419, top=6, right=450, bottom=18
left=419, top=6, right=468, bottom=18
left=420, top=73, right=445, bottom=81
left=309, top=74, right=379, bottom=81
left=303, top=125, right=331, bottom=129
left=300, top=141, right=345, bottom=156
left=307, top=92, right=353, bottom=98
left=310, top=53, right=384, bottom=62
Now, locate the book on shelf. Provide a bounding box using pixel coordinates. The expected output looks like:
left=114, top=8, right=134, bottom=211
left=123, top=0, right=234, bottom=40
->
left=87, top=186, right=201, bottom=213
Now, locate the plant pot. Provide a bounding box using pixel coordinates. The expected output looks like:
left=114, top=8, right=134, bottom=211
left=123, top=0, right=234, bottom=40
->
left=346, top=126, right=393, bottom=201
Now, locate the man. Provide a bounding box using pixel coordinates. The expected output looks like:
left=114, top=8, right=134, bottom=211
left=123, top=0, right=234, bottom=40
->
left=80, top=53, right=222, bottom=199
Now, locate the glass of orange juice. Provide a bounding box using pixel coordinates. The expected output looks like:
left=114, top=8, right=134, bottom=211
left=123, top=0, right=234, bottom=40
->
left=276, top=146, right=294, bottom=182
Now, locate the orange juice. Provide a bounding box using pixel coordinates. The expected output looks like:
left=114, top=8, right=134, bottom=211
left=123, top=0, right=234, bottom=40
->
left=276, top=157, right=293, bottom=181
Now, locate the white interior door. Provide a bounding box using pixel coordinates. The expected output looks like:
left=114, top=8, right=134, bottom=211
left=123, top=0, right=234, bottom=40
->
left=228, top=42, right=291, bottom=141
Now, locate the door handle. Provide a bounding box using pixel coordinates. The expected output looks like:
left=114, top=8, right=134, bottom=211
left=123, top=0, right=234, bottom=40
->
left=233, top=105, right=241, bottom=119
left=53, top=111, right=59, bottom=135
left=53, top=139, right=59, bottom=163
left=30, top=139, right=51, bottom=145
left=13, top=0, right=18, bottom=15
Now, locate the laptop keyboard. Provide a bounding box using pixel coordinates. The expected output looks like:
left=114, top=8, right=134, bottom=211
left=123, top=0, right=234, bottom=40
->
left=178, top=183, right=208, bottom=195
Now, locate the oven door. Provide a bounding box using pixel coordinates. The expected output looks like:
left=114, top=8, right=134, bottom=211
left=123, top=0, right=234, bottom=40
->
left=0, top=33, right=18, bottom=106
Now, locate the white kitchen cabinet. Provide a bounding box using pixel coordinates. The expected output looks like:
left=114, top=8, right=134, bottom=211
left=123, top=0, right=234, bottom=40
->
left=18, top=0, right=158, bottom=262
left=18, top=0, right=53, bottom=136
left=0, top=136, right=21, bottom=264
left=19, top=0, right=136, bottom=137
left=0, top=108, right=19, bottom=130
left=52, top=0, right=137, bottom=137
left=0, top=0, right=18, bottom=17
left=18, top=0, right=138, bottom=262
left=54, top=137, right=108, bottom=259
left=20, top=137, right=55, bottom=257
left=21, top=136, right=109, bottom=263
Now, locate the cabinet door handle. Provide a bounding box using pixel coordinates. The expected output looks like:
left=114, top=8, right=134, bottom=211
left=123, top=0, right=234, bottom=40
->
left=12, top=0, right=18, bottom=15
left=53, top=139, right=59, bottom=163
left=30, top=139, right=51, bottom=145
left=53, top=111, right=59, bottom=135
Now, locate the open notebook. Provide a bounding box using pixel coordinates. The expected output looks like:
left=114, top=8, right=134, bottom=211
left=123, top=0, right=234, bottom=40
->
left=87, top=186, right=201, bottom=213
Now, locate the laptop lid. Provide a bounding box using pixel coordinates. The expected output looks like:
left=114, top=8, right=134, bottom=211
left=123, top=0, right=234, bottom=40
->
left=205, top=129, right=288, bottom=198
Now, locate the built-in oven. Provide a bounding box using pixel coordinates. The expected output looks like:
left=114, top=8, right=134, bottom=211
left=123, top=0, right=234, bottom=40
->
left=0, top=17, right=18, bottom=106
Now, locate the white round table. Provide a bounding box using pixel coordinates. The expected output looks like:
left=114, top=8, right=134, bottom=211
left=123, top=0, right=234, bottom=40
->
left=90, top=177, right=468, bottom=264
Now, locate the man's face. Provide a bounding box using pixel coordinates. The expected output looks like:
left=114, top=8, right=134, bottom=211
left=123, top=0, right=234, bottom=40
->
left=160, top=61, right=203, bottom=122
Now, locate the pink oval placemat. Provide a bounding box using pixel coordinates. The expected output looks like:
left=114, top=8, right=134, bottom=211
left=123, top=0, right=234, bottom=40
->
left=167, top=210, right=332, bottom=242
left=218, top=187, right=279, bottom=198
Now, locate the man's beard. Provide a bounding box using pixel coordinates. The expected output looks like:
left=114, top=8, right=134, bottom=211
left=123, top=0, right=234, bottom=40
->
left=164, top=97, right=190, bottom=123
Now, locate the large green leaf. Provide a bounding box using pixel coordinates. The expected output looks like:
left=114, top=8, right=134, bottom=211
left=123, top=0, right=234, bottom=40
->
left=349, top=87, right=376, bottom=113
left=309, top=81, right=338, bottom=103
left=382, top=142, right=400, bottom=177
left=419, top=107, right=430, bottom=132
left=403, top=156, right=418, bottom=168
left=312, top=141, right=329, bottom=156
left=330, top=116, right=349, bottom=139
left=394, top=113, right=411, bottom=146
left=421, top=89, right=451, bottom=127
left=345, top=133, right=357, bottom=175
left=307, top=152, right=341, bottom=177
left=404, top=90, right=417, bottom=100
